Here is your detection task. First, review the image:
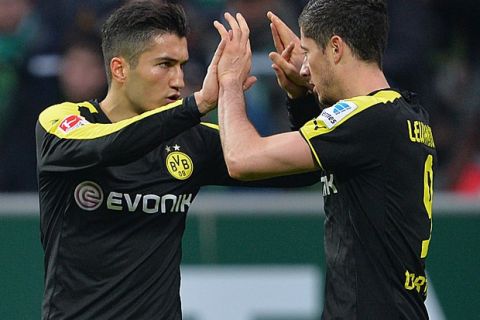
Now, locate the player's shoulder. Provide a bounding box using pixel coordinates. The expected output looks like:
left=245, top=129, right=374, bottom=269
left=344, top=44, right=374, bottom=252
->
left=310, top=90, right=402, bottom=130
left=168, top=122, right=221, bottom=157
left=39, top=101, right=97, bottom=120
left=193, top=122, right=220, bottom=137
left=348, top=89, right=402, bottom=110
left=174, top=122, right=219, bottom=144
left=38, top=101, right=97, bottom=131
left=192, top=122, right=221, bottom=145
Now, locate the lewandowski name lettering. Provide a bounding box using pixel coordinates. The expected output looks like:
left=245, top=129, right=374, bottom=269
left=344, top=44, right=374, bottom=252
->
left=407, top=120, right=435, bottom=148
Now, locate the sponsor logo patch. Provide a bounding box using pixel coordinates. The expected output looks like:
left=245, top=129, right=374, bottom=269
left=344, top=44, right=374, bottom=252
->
left=318, top=100, right=357, bottom=129
left=74, top=180, right=193, bottom=214
left=59, top=115, right=88, bottom=133
left=74, top=181, right=103, bottom=211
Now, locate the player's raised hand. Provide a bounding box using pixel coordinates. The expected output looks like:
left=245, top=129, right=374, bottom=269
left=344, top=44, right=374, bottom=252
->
left=195, top=38, right=226, bottom=114
left=195, top=25, right=256, bottom=114
left=267, top=11, right=312, bottom=99
left=214, top=12, right=257, bottom=88
left=268, top=11, right=301, bottom=64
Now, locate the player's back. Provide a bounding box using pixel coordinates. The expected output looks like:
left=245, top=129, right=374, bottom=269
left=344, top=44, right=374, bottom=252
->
left=300, top=90, right=435, bottom=319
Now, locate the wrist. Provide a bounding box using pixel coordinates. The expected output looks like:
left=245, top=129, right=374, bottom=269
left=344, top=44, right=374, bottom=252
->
left=194, top=91, right=216, bottom=115
left=219, top=76, right=243, bottom=89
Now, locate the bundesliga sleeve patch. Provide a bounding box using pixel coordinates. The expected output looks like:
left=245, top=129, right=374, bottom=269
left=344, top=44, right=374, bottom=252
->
left=59, top=115, right=89, bottom=133
left=318, top=100, right=357, bottom=129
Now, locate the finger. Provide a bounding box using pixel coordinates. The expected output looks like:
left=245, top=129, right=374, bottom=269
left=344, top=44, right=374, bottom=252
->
left=269, top=51, right=299, bottom=80
left=266, top=11, right=278, bottom=24
left=267, top=11, right=274, bottom=21
left=268, top=11, right=298, bottom=44
left=209, top=38, right=226, bottom=67
left=281, top=42, right=295, bottom=61
left=247, top=39, right=254, bottom=70
left=243, top=76, right=257, bottom=91
left=236, top=13, right=250, bottom=47
left=271, top=64, right=288, bottom=85
left=270, top=22, right=285, bottom=53
left=214, top=20, right=229, bottom=41
left=267, top=11, right=289, bottom=32
left=269, top=51, right=288, bottom=69
left=224, top=12, right=240, bottom=40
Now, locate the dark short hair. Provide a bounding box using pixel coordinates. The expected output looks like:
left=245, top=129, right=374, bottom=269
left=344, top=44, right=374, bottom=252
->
left=101, top=0, right=188, bottom=82
left=299, top=0, right=388, bottom=68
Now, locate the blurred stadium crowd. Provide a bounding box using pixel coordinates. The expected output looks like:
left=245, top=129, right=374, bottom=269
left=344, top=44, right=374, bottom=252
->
left=0, top=0, right=479, bottom=195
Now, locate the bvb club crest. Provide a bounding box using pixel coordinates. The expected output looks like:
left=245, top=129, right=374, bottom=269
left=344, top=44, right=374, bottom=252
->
left=165, top=145, right=194, bottom=180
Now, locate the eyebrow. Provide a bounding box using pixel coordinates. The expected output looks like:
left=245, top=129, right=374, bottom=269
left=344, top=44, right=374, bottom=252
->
left=154, top=56, right=188, bottom=65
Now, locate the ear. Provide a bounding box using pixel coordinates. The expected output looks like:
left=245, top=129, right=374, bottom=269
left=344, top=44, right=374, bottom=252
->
left=330, top=35, right=344, bottom=64
left=110, top=57, right=128, bottom=83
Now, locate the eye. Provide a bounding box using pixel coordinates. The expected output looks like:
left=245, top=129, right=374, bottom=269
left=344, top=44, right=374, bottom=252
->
left=157, top=62, right=169, bottom=68
left=157, top=61, right=173, bottom=68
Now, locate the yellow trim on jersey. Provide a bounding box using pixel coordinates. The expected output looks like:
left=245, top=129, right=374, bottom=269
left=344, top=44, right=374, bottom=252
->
left=39, top=99, right=184, bottom=140
left=303, top=133, right=325, bottom=169
left=77, top=101, right=99, bottom=114
left=200, top=122, right=219, bottom=130
left=300, top=90, right=402, bottom=168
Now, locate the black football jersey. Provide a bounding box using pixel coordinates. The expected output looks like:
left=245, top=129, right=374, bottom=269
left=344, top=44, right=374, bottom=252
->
left=36, top=97, right=317, bottom=320
left=300, top=89, right=435, bottom=320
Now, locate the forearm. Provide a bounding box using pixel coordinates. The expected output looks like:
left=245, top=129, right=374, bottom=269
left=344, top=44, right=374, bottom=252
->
left=218, top=79, right=319, bottom=180
left=218, top=79, right=261, bottom=179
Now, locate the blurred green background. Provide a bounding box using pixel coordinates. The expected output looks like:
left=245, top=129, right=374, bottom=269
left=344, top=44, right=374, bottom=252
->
left=1, top=191, right=478, bottom=319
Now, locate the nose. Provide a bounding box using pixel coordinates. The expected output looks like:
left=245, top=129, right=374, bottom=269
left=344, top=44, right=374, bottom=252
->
left=300, top=57, right=310, bottom=78
left=170, top=66, right=185, bottom=90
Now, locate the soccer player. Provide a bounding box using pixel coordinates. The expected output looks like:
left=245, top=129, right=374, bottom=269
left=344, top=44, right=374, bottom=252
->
left=35, top=1, right=316, bottom=319
left=214, top=0, right=436, bottom=319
